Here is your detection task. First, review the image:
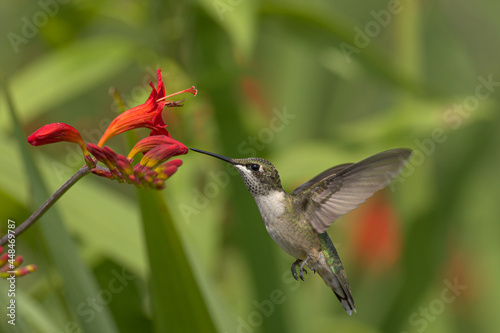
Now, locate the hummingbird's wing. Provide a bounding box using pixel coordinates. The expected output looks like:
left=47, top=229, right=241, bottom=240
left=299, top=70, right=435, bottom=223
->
left=292, top=149, right=411, bottom=234
left=291, top=163, right=353, bottom=195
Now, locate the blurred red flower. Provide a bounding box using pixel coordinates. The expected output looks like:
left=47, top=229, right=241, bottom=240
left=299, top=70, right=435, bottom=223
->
left=0, top=246, right=36, bottom=278
left=348, top=192, right=402, bottom=273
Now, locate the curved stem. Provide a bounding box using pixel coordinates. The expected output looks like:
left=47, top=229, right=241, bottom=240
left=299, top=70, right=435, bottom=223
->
left=0, top=165, right=91, bottom=246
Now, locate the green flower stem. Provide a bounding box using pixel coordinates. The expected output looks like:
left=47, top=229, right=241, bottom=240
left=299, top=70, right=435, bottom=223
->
left=0, top=164, right=110, bottom=246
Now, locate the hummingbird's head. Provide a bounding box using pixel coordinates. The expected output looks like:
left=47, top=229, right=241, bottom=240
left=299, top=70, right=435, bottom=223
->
left=190, top=148, right=282, bottom=196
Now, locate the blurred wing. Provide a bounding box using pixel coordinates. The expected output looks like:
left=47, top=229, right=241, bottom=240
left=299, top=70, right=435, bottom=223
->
left=292, top=149, right=412, bottom=234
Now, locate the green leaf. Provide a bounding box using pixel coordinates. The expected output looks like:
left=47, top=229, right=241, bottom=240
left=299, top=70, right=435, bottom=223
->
left=137, top=189, right=218, bottom=333
left=197, top=0, right=257, bottom=58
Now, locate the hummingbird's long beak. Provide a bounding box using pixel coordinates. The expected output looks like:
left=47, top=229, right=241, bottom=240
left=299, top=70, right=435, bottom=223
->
left=189, top=148, right=235, bottom=164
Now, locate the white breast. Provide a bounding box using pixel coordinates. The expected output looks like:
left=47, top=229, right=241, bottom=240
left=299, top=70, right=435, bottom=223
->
left=254, top=191, right=286, bottom=230
left=254, top=191, right=309, bottom=259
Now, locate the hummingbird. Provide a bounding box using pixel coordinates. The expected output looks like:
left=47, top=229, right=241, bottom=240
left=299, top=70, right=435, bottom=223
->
left=190, top=147, right=412, bottom=315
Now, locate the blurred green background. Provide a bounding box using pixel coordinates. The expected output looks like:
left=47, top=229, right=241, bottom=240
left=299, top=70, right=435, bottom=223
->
left=1, top=0, right=499, bottom=332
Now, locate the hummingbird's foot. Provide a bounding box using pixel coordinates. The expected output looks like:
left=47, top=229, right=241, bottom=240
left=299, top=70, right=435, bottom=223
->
left=292, top=259, right=314, bottom=281
left=291, top=259, right=302, bottom=281
left=299, top=259, right=310, bottom=281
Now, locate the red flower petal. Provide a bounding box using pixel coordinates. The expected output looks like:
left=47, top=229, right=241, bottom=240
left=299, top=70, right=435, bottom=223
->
left=28, top=123, right=85, bottom=148
left=27, top=123, right=94, bottom=167
left=98, top=70, right=167, bottom=146
left=139, top=143, right=188, bottom=169
left=127, top=135, right=187, bottom=159
left=97, top=70, right=197, bottom=147
left=155, top=159, right=183, bottom=179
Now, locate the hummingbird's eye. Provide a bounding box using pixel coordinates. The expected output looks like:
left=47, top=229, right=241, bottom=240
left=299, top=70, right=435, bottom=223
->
left=250, top=164, right=260, bottom=172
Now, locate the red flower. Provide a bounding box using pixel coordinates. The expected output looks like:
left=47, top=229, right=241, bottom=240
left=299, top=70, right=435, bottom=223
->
left=27, top=123, right=94, bottom=168
left=87, top=140, right=186, bottom=189
left=97, top=69, right=197, bottom=147
left=26, top=68, right=195, bottom=189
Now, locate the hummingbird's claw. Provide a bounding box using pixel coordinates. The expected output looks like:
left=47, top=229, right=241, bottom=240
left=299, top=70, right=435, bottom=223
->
left=291, top=259, right=301, bottom=281
left=292, top=258, right=314, bottom=281
left=300, top=268, right=308, bottom=281
left=299, top=258, right=310, bottom=281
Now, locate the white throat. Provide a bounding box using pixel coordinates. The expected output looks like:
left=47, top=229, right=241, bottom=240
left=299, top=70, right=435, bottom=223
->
left=254, top=191, right=286, bottom=226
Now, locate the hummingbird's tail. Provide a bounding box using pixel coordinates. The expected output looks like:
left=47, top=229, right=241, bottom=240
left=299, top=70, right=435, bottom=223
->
left=313, top=233, right=356, bottom=315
